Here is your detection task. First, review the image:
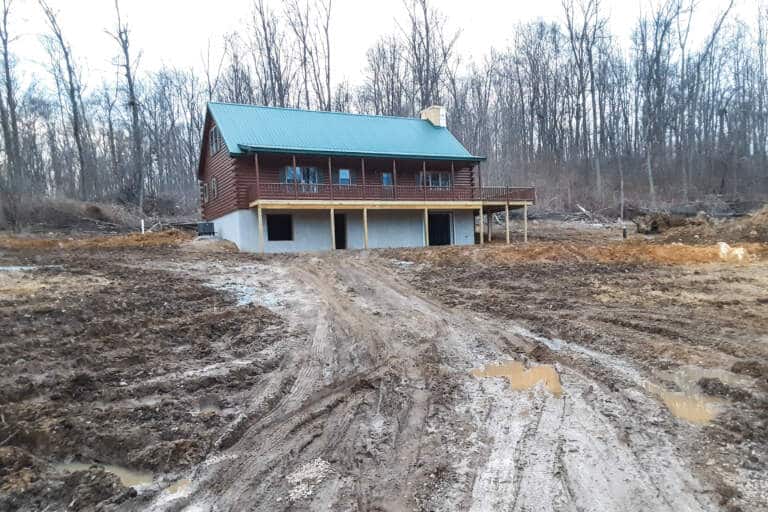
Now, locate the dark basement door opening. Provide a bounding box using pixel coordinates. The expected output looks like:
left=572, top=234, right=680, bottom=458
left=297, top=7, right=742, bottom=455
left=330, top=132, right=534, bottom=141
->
left=428, top=213, right=451, bottom=246
left=334, top=213, right=347, bottom=249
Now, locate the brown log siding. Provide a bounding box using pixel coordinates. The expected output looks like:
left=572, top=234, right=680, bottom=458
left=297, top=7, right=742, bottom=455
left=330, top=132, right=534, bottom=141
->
left=200, top=119, right=239, bottom=220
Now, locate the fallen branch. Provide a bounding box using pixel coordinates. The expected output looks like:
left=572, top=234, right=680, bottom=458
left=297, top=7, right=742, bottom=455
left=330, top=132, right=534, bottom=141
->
left=0, top=429, right=18, bottom=447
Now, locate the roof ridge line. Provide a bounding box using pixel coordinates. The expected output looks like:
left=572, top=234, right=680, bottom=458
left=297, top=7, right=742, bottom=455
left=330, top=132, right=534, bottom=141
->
left=207, top=101, right=439, bottom=124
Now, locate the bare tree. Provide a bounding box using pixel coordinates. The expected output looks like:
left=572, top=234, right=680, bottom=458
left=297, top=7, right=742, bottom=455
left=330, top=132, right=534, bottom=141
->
left=251, top=0, right=292, bottom=107
left=402, top=0, right=459, bottom=110
left=0, top=0, right=21, bottom=228
left=39, top=0, right=90, bottom=200
left=109, top=0, right=144, bottom=209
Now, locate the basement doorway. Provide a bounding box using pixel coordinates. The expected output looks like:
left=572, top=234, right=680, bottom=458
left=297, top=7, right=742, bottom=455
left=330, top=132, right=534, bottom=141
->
left=334, top=213, right=347, bottom=249
left=428, top=213, right=452, bottom=246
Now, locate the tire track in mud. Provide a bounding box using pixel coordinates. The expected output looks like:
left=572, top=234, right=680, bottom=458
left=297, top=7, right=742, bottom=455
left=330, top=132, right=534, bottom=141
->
left=152, top=252, right=719, bottom=512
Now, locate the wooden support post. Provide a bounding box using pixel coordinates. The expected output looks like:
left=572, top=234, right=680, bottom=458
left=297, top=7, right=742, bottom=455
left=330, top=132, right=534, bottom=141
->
left=422, top=160, right=427, bottom=200
left=254, top=153, right=260, bottom=199
left=330, top=208, right=336, bottom=250
left=505, top=203, right=510, bottom=244
left=393, top=159, right=398, bottom=199
left=524, top=203, right=528, bottom=243
left=361, top=158, right=366, bottom=199
left=292, top=155, right=298, bottom=198
left=257, top=205, right=264, bottom=254
left=328, top=156, right=333, bottom=200
left=363, top=208, right=369, bottom=250
left=451, top=161, right=455, bottom=200
left=479, top=205, right=484, bottom=245
left=424, top=208, right=430, bottom=247
left=477, top=162, right=483, bottom=199
left=488, top=213, right=493, bottom=242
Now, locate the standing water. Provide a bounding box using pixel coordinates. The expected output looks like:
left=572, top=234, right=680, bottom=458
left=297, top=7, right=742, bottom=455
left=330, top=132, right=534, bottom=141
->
left=54, top=462, right=153, bottom=488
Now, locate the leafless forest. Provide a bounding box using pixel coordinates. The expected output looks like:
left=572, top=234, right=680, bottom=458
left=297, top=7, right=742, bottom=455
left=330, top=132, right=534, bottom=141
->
left=0, top=0, right=766, bottom=227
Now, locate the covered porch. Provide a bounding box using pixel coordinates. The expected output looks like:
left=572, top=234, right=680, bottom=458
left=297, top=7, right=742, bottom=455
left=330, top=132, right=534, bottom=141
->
left=248, top=199, right=531, bottom=253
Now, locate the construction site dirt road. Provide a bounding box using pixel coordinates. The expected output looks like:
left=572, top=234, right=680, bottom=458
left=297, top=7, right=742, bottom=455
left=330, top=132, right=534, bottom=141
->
left=1, top=224, right=767, bottom=511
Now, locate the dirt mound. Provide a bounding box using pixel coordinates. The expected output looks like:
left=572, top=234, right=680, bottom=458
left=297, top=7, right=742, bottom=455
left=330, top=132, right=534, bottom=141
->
left=632, top=212, right=694, bottom=234
left=389, top=241, right=766, bottom=267
left=0, top=447, right=47, bottom=493
left=660, top=205, right=768, bottom=243
left=180, top=236, right=239, bottom=253
left=697, top=377, right=752, bottom=401
left=0, top=229, right=193, bottom=251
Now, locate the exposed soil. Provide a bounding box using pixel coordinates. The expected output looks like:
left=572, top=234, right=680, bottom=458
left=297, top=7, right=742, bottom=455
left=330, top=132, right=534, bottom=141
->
left=1, top=223, right=766, bottom=511
left=658, top=205, right=768, bottom=244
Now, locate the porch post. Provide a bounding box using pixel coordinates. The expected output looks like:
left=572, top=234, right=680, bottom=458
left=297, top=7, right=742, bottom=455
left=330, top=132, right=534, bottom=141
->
left=505, top=203, right=510, bottom=244
left=478, top=162, right=483, bottom=190
left=328, top=156, right=333, bottom=200
left=479, top=205, right=484, bottom=246
left=524, top=203, right=528, bottom=243
left=424, top=208, right=429, bottom=247
left=422, top=160, right=427, bottom=200
left=361, top=158, right=366, bottom=199
left=257, top=205, right=264, bottom=254
left=363, top=208, right=369, bottom=249
left=330, top=208, right=336, bottom=250
left=254, top=153, right=260, bottom=199
left=393, top=159, right=398, bottom=199
left=292, top=154, right=298, bottom=199
left=451, top=161, right=455, bottom=200
left=488, top=212, right=493, bottom=241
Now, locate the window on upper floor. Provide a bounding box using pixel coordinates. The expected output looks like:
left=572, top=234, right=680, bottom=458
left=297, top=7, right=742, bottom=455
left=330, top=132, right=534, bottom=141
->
left=382, top=172, right=393, bottom=186
left=418, top=171, right=451, bottom=188
left=337, top=169, right=351, bottom=186
left=209, top=126, right=223, bottom=155
left=201, top=182, right=209, bottom=203
left=281, top=166, right=320, bottom=184
left=211, top=177, right=218, bottom=200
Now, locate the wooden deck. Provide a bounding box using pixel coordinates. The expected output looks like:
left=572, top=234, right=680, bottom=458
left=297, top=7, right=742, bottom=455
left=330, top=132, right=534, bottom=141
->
left=248, top=183, right=535, bottom=204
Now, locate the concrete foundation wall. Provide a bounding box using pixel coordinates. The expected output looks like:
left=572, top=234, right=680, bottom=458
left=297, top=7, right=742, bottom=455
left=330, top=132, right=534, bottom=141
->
left=452, top=210, right=475, bottom=246
left=346, top=211, right=425, bottom=249
left=262, top=211, right=333, bottom=253
left=212, top=209, right=260, bottom=252
left=212, top=208, right=477, bottom=253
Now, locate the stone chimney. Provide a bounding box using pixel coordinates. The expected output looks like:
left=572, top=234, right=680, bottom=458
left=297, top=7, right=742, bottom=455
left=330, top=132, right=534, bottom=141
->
left=420, top=105, right=447, bottom=127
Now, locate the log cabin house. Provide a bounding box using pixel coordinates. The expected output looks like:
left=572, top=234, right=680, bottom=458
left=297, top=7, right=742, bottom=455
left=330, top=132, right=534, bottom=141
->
left=198, top=102, right=534, bottom=252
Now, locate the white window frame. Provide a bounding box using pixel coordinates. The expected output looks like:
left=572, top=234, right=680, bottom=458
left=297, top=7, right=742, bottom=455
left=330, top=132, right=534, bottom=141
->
left=420, top=171, right=451, bottom=188
left=209, top=126, right=223, bottom=155
left=338, top=168, right=351, bottom=186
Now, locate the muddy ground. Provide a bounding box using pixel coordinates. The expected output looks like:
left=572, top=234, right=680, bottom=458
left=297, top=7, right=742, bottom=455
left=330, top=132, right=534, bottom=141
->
left=0, top=222, right=767, bottom=511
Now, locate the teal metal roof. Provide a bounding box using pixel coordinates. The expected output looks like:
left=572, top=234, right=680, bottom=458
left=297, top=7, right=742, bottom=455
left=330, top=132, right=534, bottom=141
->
left=207, top=102, right=483, bottom=162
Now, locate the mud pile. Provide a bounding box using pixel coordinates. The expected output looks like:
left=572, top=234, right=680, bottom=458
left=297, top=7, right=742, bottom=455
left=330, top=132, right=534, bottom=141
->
left=0, top=228, right=193, bottom=251
left=660, top=205, right=768, bottom=243
left=387, top=240, right=766, bottom=266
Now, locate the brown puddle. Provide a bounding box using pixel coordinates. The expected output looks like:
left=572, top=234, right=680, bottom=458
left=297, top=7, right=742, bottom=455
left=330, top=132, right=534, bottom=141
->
left=644, top=382, right=721, bottom=425
left=165, top=478, right=191, bottom=494
left=471, top=360, right=562, bottom=396
left=54, top=462, right=153, bottom=488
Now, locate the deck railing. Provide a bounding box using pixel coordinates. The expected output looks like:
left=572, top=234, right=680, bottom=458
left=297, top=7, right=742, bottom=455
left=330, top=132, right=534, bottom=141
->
left=251, top=183, right=535, bottom=203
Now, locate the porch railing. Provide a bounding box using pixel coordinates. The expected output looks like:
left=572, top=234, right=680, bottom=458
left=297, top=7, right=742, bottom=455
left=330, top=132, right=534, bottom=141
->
left=251, top=183, right=535, bottom=203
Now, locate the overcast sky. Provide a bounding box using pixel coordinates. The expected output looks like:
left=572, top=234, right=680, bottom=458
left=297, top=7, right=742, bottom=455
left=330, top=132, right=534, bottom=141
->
left=9, top=0, right=756, bottom=92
